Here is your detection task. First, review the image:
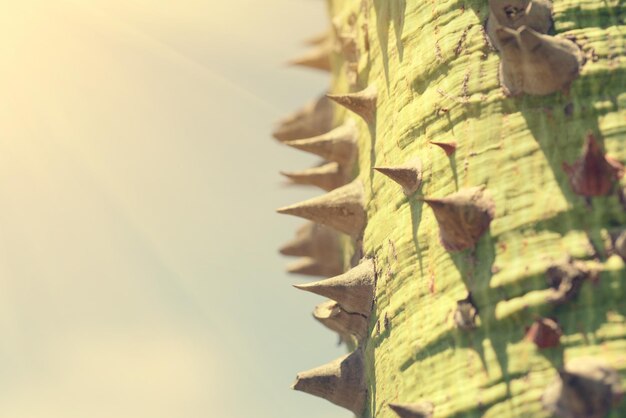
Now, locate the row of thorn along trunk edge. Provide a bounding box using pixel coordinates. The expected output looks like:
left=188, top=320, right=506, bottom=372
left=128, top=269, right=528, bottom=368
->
left=273, top=1, right=624, bottom=417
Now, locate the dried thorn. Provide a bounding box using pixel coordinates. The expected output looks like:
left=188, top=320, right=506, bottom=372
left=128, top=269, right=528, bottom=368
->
left=283, top=120, right=358, bottom=165
left=494, top=25, right=583, bottom=96
left=454, top=295, right=479, bottom=330
left=287, top=257, right=343, bottom=278
left=613, top=230, right=626, bottom=261
left=272, top=95, right=334, bottom=142
left=546, top=259, right=595, bottom=304
left=542, top=357, right=623, bottom=418
left=303, top=30, right=331, bottom=47
left=292, top=350, right=366, bottom=415
left=277, top=180, right=366, bottom=237
left=327, top=85, right=377, bottom=124
left=389, top=402, right=435, bottom=418
left=279, top=222, right=343, bottom=262
left=374, top=157, right=424, bottom=195
left=313, top=300, right=368, bottom=341
left=487, top=0, right=553, bottom=38
left=423, top=186, right=495, bottom=252
left=288, top=44, right=332, bottom=71
left=281, top=161, right=347, bottom=191
left=294, top=258, right=375, bottom=316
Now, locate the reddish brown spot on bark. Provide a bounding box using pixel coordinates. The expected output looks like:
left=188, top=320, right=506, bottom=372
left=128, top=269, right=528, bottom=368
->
left=525, top=318, right=562, bottom=349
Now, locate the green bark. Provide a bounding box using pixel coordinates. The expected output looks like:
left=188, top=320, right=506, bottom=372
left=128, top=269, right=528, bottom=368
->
left=281, top=0, right=626, bottom=417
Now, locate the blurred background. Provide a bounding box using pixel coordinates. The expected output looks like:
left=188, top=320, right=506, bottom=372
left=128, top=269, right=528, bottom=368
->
left=0, top=1, right=347, bottom=417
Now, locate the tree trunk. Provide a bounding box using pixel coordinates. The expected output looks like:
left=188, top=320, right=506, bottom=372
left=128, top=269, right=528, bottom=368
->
left=276, top=0, right=626, bottom=417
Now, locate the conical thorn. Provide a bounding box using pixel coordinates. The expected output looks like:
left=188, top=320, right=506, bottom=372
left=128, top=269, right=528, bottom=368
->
left=292, top=350, right=366, bottom=415
left=279, top=222, right=343, bottom=262
left=287, top=257, right=343, bottom=278
left=542, top=357, right=623, bottom=418
left=545, top=259, right=594, bottom=304
left=277, top=180, right=366, bottom=237
left=487, top=0, right=553, bottom=36
left=313, top=300, right=368, bottom=341
left=283, top=121, right=358, bottom=165
left=272, top=95, right=334, bottom=142
left=375, top=157, right=423, bottom=195
left=281, top=162, right=347, bottom=192
left=389, top=402, right=435, bottom=418
left=288, top=44, right=332, bottom=72
left=430, top=141, right=457, bottom=156
left=304, top=30, right=331, bottom=47
left=423, top=186, right=495, bottom=252
left=494, top=25, right=583, bottom=96
left=293, top=258, right=375, bottom=316
left=327, top=85, right=377, bottom=124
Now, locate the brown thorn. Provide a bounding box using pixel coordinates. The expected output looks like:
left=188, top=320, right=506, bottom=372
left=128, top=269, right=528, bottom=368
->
left=423, top=186, right=495, bottom=252
left=430, top=141, right=457, bottom=156
left=326, top=85, right=377, bottom=124
left=374, top=157, right=423, bottom=195
left=293, top=258, right=375, bottom=316
left=277, top=179, right=366, bottom=237
left=292, top=349, right=366, bottom=415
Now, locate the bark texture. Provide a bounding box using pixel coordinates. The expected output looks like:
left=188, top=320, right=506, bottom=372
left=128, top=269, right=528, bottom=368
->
left=277, top=0, right=626, bottom=417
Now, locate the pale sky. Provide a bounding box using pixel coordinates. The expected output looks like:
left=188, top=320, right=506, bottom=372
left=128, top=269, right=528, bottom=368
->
left=0, top=1, right=346, bottom=417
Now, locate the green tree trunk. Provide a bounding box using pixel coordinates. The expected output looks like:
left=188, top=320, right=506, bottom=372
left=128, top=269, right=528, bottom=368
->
left=276, top=0, right=626, bottom=417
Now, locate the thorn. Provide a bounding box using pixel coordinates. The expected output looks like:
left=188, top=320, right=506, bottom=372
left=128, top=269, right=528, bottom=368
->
left=542, top=357, right=623, bottom=418
left=430, top=141, right=457, bottom=156
left=614, top=230, right=626, bottom=261
left=494, top=25, right=583, bottom=96
left=562, top=133, right=624, bottom=197
left=374, top=157, right=423, bottom=195
left=287, top=257, right=344, bottom=278
left=313, top=300, right=368, bottom=341
left=546, top=259, right=594, bottom=304
left=389, top=402, right=435, bottom=418
left=283, top=120, right=358, bottom=165
left=423, top=186, right=495, bottom=252
left=327, top=85, right=377, bottom=124
left=288, top=44, right=332, bottom=71
left=292, top=350, right=366, bottom=415
left=279, top=222, right=342, bottom=261
left=281, top=162, right=347, bottom=191
left=454, top=295, right=478, bottom=330
left=331, top=16, right=359, bottom=60
left=337, top=32, right=359, bottom=62
left=277, top=180, right=366, bottom=237
left=525, top=317, right=562, bottom=349
left=303, top=30, right=330, bottom=47
left=272, top=95, right=334, bottom=142
left=293, top=258, right=375, bottom=316
left=487, top=0, right=553, bottom=35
